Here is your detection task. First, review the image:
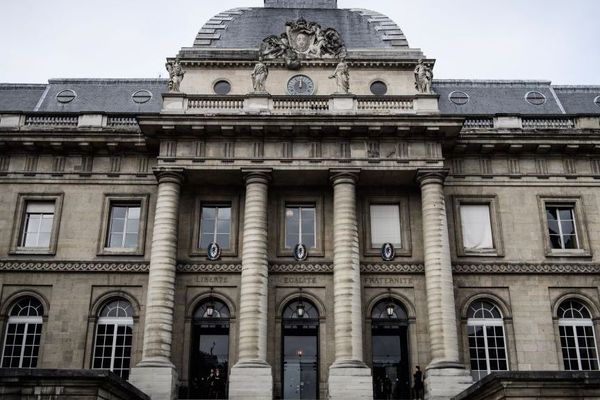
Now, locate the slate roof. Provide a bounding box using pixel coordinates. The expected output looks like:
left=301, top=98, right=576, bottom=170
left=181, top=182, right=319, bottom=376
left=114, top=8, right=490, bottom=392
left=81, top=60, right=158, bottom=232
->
left=1, top=79, right=599, bottom=116
left=0, top=84, right=48, bottom=112
left=434, top=80, right=600, bottom=116
left=553, top=86, right=600, bottom=115
left=188, top=7, right=410, bottom=50
left=34, top=79, right=169, bottom=114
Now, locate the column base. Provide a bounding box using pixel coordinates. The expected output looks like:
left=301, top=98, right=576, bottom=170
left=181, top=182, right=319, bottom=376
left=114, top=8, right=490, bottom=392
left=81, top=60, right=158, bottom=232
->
left=424, top=367, right=473, bottom=400
left=228, top=360, right=273, bottom=400
left=328, top=361, right=373, bottom=400
left=129, top=363, right=178, bottom=400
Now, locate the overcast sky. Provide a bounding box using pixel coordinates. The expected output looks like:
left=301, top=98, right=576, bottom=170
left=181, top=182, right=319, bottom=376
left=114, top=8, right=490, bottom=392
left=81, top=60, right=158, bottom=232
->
left=1, top=0, right=599, bottom=84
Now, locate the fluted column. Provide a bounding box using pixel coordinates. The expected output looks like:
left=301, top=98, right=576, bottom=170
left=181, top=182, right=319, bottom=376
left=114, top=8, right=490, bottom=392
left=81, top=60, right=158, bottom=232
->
left=417, top=169, right=461, bottom=367
left=328, top=170, right=372, bottom=400
left=129, top=169, right=183, bottom=400
left=229, top=170, right=272, bottom=400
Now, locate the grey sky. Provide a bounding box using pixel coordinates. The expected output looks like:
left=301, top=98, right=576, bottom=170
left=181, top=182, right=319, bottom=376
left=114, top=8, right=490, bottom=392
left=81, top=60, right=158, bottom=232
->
left=1, top=0, right=598, bottom=84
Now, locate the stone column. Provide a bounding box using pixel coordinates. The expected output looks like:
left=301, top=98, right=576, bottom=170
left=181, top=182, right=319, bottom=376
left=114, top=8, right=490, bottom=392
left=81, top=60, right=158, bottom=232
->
left=129, top=170, right=183, bottom=400
left=328, top=170, right=373, bottom=400
left=229, top=170, right=273, bottom=400
left=416, top=170, right=472, bottom=400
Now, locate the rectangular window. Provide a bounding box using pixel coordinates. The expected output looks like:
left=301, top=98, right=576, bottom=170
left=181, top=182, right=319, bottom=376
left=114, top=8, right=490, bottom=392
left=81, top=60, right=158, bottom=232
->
left=546, top=205, right=579, bottom=250
left=97, top=194, right=148, bottom=256
left=20, top=202, right=55, bottom=248
left=370, top=204, right=401, bottom=247
left=199, top=206, right=231, bottom=250
left=460, top=204, right=493, bottom=251
left=106, top=204, right=141, bottom=249
left=285, top=206, right=316, bottom=249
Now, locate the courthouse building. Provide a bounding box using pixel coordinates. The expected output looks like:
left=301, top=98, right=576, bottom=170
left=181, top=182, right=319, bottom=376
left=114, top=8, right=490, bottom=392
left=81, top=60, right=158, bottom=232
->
left=2, top=0, right=600, bottom=399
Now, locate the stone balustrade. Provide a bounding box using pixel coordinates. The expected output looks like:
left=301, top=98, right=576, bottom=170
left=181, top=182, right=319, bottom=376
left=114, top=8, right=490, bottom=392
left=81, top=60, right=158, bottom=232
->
left=163, top=94, right=420, bottom=114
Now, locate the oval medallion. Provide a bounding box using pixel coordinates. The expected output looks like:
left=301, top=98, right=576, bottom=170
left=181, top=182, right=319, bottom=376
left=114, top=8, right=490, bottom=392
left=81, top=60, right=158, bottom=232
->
left=381, top=243, right=395, bottom=261
left=207, top=242, right=221, bottom=261
left=293, top=243, right=308, bottom=261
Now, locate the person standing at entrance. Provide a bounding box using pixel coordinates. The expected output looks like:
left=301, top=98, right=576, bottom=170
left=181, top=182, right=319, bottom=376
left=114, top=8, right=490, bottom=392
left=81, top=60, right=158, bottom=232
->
left=412, top=366, right=424, bottom=400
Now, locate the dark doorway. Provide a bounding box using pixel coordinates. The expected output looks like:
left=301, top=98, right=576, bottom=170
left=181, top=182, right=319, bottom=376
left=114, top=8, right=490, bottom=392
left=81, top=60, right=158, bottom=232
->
left=189, top=299, right=230, bottom=399
left=371, top=299, right=410, bottom=400
left=281, top=299, right=319, bottom=399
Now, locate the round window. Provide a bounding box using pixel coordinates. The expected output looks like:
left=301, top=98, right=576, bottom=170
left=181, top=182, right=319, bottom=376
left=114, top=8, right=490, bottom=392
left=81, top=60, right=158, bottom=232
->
left=132, top=90, right=152, bottom=104
left=594, top=95, right=600, bottom=108
left=449, top=91, right=469, bottom=105
left=525, top=91, right=546, bottom=106
left=214, top=80, right=231, bottom=95
left=56, top=89, right=76, bottom=104
left=370, top=81, right=388, bottom=96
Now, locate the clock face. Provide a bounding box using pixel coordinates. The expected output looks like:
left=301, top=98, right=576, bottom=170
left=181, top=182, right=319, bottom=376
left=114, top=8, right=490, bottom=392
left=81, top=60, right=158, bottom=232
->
left=287, top=75, right=315, bottom=95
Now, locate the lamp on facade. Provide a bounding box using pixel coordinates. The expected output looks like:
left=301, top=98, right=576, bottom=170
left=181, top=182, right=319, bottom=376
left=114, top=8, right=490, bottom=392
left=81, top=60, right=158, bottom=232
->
left=386, top=289, right=395, bottom=318
left=296, top=288, right=305, bottom=318
left=206, top=288, right=215, bottom=318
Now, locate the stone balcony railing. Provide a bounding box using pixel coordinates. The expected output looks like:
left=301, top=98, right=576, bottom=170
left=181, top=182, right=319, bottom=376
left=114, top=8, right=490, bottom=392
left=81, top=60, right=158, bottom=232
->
left=0, top=114, right=141, bottom=130
left=163, top=93, right=438, bottom=115
left=464, top=116, right=599, bottom=130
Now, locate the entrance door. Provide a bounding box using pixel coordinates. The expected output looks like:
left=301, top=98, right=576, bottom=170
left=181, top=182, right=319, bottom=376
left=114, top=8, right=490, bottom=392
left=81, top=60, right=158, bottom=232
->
left=282, top=299, right=319, bottom=399
left=189, top=299, right=230, bottom=399
left=371, top=300, right=410, bottom=400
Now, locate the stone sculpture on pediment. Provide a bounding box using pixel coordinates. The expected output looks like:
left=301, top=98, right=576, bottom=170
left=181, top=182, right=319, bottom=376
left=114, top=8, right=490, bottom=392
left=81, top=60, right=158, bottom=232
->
left=329, top=60, right=350, bottom=94
left=251, top=58, right=269, bottom=93
left=414, top=59, right=434, bottom=94
left=259, top=17, right=347, bottom=69
left=165, top=59, right=186, bottom=92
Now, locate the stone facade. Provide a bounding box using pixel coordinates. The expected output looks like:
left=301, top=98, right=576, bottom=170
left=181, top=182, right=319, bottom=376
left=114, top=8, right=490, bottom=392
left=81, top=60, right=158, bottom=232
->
left=1, top=2, right=600, bottom=400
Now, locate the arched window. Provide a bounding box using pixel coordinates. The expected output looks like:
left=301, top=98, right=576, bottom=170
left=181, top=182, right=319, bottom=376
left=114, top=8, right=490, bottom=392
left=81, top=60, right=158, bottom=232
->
left=558, top=299, right=599, bottom=371
left=282, top=298, right=319, bottom=399
left=1, top=296, right=44, bottom=368
left=92, top=299, right=134, bottom=379
left=467, top=300, right=508, bottom=381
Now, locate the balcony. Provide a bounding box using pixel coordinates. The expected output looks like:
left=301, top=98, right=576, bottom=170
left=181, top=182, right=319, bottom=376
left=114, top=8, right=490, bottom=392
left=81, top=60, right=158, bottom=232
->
left=162, top=93, right=440, bottom=115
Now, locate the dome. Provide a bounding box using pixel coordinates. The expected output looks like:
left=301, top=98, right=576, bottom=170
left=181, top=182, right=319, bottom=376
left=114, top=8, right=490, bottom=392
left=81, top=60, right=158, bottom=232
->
left=188, top=6, right=410, bottom=51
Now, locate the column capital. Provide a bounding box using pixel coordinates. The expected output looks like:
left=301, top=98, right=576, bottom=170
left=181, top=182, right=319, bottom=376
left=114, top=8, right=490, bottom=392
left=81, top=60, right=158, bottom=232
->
left=416, top=169, right=449, bottom=186
left=330, top=169, right=360, bottom=185
left=153, top=168, right=185, bottom=185
left=242, top=168, right=272, bottom=185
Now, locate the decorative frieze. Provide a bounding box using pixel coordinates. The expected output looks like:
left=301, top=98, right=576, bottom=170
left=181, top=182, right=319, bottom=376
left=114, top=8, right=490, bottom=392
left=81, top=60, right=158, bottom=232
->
left=4, top=261, right=599, bottom=274
left=360, top=264, right=424, bottom=273
left=0, top=261, right=150, bottom=273
left=24, top=155, right=38, bottom=174
left=0, top=155, right=10, bottom=172
left=109, top=156, right=122, bottom=174
left=52, top=156, right=65, bottom=174
left=177, top=264, right=242, bottom=273
left=453, top=263, right=600, bottom=274
left=269, top=263, right=333, bottom=273
left=137, top=156, right=149, bottom=174
left=563, top=159, right=577, bottom=175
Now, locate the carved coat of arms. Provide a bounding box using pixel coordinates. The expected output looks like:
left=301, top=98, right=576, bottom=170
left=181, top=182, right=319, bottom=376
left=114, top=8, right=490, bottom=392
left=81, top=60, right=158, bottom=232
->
left=259, top=18, right=346, bottom=69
